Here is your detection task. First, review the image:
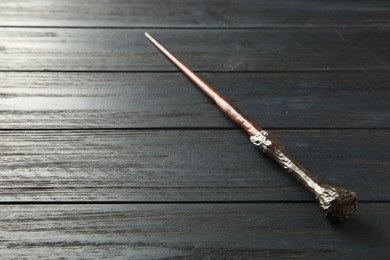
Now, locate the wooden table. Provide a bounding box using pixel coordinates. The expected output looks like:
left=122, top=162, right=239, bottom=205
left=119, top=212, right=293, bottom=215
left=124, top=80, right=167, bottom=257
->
left=1, top=1, right=389, bottom=258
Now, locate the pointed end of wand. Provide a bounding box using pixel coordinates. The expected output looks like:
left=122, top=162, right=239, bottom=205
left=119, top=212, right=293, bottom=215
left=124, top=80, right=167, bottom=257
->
left=144, top=32, right=152, bottom=40
left=144, top=32, right=162, bottom=52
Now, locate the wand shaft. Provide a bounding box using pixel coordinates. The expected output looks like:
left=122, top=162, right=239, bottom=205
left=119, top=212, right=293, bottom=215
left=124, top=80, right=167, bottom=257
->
left=145, top=32, right=261, bottom=136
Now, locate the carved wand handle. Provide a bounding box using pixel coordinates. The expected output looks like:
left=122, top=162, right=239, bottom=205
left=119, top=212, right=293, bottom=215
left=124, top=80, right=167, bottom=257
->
left=250, top=130, right=357, bottom=222
left=145, top=32, right=357, bottom=222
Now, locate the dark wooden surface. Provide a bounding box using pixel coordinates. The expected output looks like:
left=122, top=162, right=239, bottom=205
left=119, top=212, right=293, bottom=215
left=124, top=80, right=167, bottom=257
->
left=0, top=1, right=389, bottom=258
left=1, top=72, right=389, bottom=128
left=1, top=204, right=389, bottom=259
left=1, top=130, right=389, bottom=202
left=1, top=0, right=389, bottom=28
left=1, top=28, right=389, bottom=71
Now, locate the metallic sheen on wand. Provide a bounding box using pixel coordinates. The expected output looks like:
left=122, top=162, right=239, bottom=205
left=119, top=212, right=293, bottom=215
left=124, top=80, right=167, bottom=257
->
left=145, top=32, right=357, bottom=222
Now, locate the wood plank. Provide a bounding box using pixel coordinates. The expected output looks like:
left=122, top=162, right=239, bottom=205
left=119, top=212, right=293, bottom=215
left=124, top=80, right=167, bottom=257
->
left=0, top=203, right=388, bottom=258
left=1, top=130, right=388, bottom=202
left=0, top=0, right=389, bottom=28
left=0, top=28, right=389, bottom=71
left=1, top=72, right=389, bottom=129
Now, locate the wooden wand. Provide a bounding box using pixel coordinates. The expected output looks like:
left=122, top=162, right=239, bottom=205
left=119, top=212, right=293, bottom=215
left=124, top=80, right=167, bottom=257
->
left=145, top=32, right=357, bottom=222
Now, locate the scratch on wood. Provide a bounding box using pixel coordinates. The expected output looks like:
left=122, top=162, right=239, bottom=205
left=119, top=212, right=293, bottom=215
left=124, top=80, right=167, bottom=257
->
left=334, top=29, right=345, bottom=41
left=221, top=59, right=243, bottom=71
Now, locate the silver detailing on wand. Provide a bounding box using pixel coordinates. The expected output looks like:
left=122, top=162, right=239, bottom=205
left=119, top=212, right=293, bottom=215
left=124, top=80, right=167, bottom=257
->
left=250, top=130, right=272, bottom=152
left=250, top=130, right=357, bottom=222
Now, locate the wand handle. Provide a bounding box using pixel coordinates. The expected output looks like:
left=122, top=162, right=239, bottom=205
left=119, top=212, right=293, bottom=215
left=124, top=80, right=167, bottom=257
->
left=250, top=130, right=357, bottom=222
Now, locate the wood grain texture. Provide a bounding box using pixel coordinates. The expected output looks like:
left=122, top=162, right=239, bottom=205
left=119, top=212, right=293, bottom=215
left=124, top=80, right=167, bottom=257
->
left=1, top=130, right=388, bottom=202
left=1, top=203, right=389, bottom=259
left=0, top=28, right=389, bottom=71
left=0, top=0, right=389, bottom=28
left=1, top=72, right=389, bottom=129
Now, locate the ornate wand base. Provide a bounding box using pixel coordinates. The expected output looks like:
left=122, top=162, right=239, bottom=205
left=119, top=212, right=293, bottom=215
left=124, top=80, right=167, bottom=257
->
left=319, top=185, right=357, bottom=222
left=250, top=130, right=357, bottom=222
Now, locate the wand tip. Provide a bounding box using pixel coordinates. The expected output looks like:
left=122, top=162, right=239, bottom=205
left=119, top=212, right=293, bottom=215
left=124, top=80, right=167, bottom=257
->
left=144, top=32, right=158, bottom=46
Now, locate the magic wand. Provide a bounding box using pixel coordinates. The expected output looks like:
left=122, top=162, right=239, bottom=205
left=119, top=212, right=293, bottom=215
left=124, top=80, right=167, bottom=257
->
left=145, top=32, right=357, bottom=222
